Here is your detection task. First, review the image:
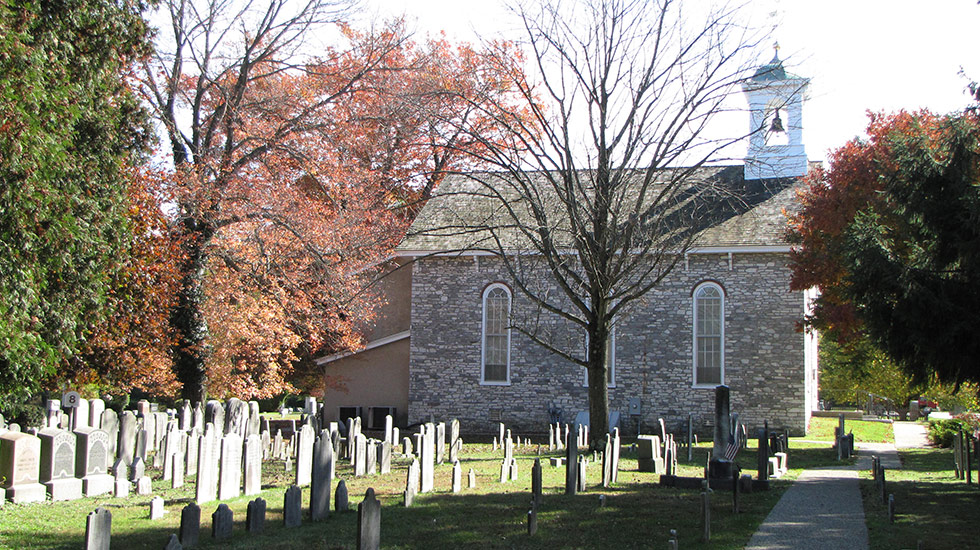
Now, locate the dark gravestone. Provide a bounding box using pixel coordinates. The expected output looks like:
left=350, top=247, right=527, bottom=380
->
left=757, top=421, right=770, bottom=483
left=284, top=485, right=302, bottom=527
left=335, top=478, right=350, bottom=512
left=357, top=488, right=382, bottom=550
left=246, top=497, right=266, bottom=533
left=527, top=508, right=537, bottom=536
left=311, top=435, right=333, bottom=521
left=84, top=507, right=112, bottom=550
left=531, top=458, right=542, bottom=507
left=211, top=503, right=232, bottom=540
left=179, top=503, right=200, bottom=549
left=565, top=436, right=578, bottom=495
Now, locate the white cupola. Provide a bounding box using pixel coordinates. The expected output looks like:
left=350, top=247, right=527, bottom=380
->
left=742, top=46, right=809, bottom=180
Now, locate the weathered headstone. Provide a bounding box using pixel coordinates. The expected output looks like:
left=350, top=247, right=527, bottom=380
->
left=164, top=533, right=182, bottom=550
left=404, top=458, right=419, bottom=506
left=73, top=428, right=113, bottom=497
left=602, top=434, right=613, bottom=487
left=247, top=497, right=266, bottom=533
left=564, top=433, right=578, bottom=495
left=171, top=447, right=185, bottom=489
left=130, top=455, right=146, bottom=482
left=420, top=423, right=435, bottom=493
left=185, top=429, right=200, bottom=477
left=38, top=428, right=83, bottom=501
left=84, top=507, right=112, bottom=550
left=311, top=435, right=333, bottom=521
left=205, top=401, right=224, bottom=433
left=150, top=496, right=165, bottom=520
left=246, top=401, right=260, bottom=437
left=195, top=429, right=217, bottom=504
left=117, top=411, right=137, bottom=467
left=0, top=432, right=44, bottom=503
left=380, top=440, right=392, bottom=475
left=365, top=439, right=378, bottom=475
left=701, top=487, right=711, bottom=542
left=577, top=456, right=587, bottom=491
left=73, top=398, right=90, bottom=431
left=99, top=409, right=119, bottom=459
left=89, top=399, right=106, bottom=430
left=241, top=434, right=262, bottom=496
left=402, top=436, right=413, bottom=457
left=527, top=508, right=537, bottom=536
left=384, top=415, right=394, bottom=446
left=295, top=424, right=314, bottom=486
left=532, top=458, right=542, bottom=506
left=224, top=398, right=248, bottom=438
left=112, top=459, right=129, bottom=498
left=357, top=488, right=381, bottom=550
left=211, top=503, right=233, bottom=540
left=136, top=476, right=152, bottom=495
left=708, top=385, right=734, bottom=480
left=179, top=503, right=200, bottom=548
left=452, top=460, right=462, bottom=493
left=218, top=433, right=243, bottom=500
left=436, top=422, right=446, bottom=464
left=284, top=485, right=302, bottom=527
left=336, top=478, right=349, bottom=512
left=45, top=399, right=61, bottom=429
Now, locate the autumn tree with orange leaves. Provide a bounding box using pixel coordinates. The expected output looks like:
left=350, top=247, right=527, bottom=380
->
left=789, top=110, right=980, bottom=388
left=139, top=0, right=526, bottom=401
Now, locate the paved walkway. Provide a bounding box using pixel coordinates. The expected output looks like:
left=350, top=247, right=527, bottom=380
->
left=744, top=421, right=928, bottom=550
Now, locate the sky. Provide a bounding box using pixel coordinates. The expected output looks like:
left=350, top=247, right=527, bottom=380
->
left=361, top=0, right=980, bottom=163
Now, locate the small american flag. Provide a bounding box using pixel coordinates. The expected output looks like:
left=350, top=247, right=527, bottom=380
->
left=724, top=428, right=741, bottom=460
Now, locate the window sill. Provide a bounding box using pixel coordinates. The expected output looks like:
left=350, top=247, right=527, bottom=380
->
left=692, top=383, right=723, bottom=389
left=480, top=381, right=511, bottom=386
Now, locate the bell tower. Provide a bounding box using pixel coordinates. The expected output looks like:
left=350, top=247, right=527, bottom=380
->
left=742, top=46, right=809, bottom=180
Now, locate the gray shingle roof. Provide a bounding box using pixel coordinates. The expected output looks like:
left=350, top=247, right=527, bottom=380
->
left=398, top=165, right=800, bottom=253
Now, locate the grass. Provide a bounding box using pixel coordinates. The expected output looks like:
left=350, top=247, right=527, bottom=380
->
left=0, top=437, right=845, bottom=550
left=807, top=416, right=895, bottom=444
left=861, top=447, right=978, bottom=550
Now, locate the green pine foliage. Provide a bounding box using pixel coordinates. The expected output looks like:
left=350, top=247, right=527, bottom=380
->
left=0, top=0, right=153, bottom=406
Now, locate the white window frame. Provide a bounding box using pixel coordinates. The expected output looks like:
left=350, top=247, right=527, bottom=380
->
left=582, top=326, right=616, bottom=388
left=481, top=283, right=512, bottom=385
left=692, top=281, right=725, bottom=388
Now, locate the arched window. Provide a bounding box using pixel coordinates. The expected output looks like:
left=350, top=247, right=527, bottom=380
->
left=693, top=282, right=724, bottom=386
left=482, top=283, right=511, bottom=384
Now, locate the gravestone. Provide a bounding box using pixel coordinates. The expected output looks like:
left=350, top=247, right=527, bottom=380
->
left=564, top=433, right=578, bottom=495
left=380, top=440, right=392, bottom=474
left=195, top=429, right=217, bottom=504
left=46, top=399, right=61, bottom=429
left=357, top=488, right=381, bottom=550
left=708, top=385, right=734, bottom=480
left=211, top=503, right=233, bottom=540
left=527, top=508, right=537, bottom=536
left=549, top=424, right=555, bottom=451
left=118, top=411, right=138, bottom=466
left=185, top=429, right=200, bottom=477
left=171, top=447, right=185, bottom=489
left=246, top=401, right=260, bottom=437
left=150, top=496, right=165, bottom=519
left=164, top=534, right=181, bottom=550
left=99, top=409, right=118, bottom=458
left=420, top=424, right=435, bottom=492
left=84, top=507, right=112, bottom=550
left=142, top=413, right=156, bottom=458
left=468, top=468, right=476, bottom=488
left=284, top=485, right=302, bottom=527
left=136, top=399, right=151, bottom=418
left=449, top=437, right=461, bottom=464
left=162, top=427, right=179, bottom=481
left=384, top=415, right=393, bottom=446
left=602, top=434, right=613, bottom=487
left=179, top=503, right=200, bottom=548
left=295, top=424, right=314, bottom=486
left=510, top=457, right=519, bottom=481
left=130, top=456, right=146, bottom=482
left=757, top=421, right=770, bottom=483
left=112, top=458, right=129, bottom=498
left=0, top=431, right=46, bottom=504
left=436, top=422, right=446, bottom=464
left=205, top=401, right=224, bottom=433
left=193, top=403, right=205, bottom=432
left=311, top=435, right=333, bottom=521
left=402, top=436, right=413, bottom=457
left=74, top=428, right=113, bottom=496
left=179, top=400, right=192, bottom=431
left=89, top=399, right=106, bottom=429
left=155, top=412, right=169, bottom=451
left=246, top=497, right=266, bottom=533
left=336, top=478, right=350, bottom=512
left=577, top=456, right=587, bottom=491
left=38, top=428, right=83, bottom=501
left=244, top=434, right=262, bottom=496
left=225, top=398, right=248, bottom=438
left=218, top=433, right=243, bottom=500
left=73, top=398, right=90, bottom=431
left=392, top=427, right=399, bottom=450
left=612, top=428, right=621, bottom=483
left=452, top=460, right=462, bottom=493
left=136, top=476, right=152, bottom=495
left=404, top=458, right=419, bottom=507
left=136, top=428, right=149, bottom=464
left=353, top=433, right=367, bottom=476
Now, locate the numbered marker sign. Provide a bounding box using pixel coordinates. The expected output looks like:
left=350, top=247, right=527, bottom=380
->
left=62, top=391, right=81, bottom=408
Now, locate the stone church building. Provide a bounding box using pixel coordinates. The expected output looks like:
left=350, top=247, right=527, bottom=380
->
left=318, top=53, right=819, bottom=436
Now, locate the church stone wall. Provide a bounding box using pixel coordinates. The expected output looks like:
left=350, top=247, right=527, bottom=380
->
left=407, top=252, right=808, bottom=437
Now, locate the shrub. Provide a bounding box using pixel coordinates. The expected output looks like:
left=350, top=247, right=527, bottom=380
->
left=928, top=418, right=969, bottom=447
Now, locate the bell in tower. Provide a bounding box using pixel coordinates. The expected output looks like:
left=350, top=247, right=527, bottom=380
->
left=742, top=46, right=809, bottom=180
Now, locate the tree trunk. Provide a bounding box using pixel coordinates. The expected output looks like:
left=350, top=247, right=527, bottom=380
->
left=586, top=328, right=610, bottom=451
left=171, top=227, right=211, bottom=403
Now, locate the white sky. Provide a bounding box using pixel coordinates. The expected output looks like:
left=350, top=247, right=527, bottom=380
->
left=361, top=0, right=980, bottom=163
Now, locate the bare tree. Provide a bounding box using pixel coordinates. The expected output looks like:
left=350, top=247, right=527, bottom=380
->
left=414, top=0, right=771, bottom=447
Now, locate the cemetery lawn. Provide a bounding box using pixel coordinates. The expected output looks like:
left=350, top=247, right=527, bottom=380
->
left=861, top=447, right=976, bottom=550
left=0, top=439, right=843, bottom=549
left=806, top=416, right=895, bottom=444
